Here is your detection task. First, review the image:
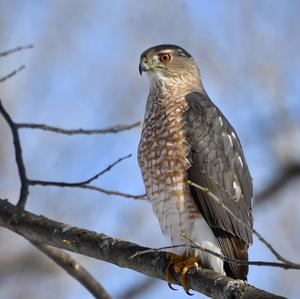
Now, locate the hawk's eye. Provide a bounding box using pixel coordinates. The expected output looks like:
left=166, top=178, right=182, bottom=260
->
left=159, top=54, right=171, bottom=63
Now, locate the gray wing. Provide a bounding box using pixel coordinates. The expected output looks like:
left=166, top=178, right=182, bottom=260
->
left=184, top=91, right=253, bottom=279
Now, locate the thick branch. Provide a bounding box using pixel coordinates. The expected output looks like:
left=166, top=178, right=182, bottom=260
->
left=31, top=241, right=111, bottom=299
left=0, top=199, right=284, bottom=299
left=16, top=122, right=141, bottom=135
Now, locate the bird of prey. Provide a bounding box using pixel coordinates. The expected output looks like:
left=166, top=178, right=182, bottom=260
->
left=138, top=44, right=253, bottom=292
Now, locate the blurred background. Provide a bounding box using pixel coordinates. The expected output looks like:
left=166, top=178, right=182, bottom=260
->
left=0, top=1, right=300, bottom=298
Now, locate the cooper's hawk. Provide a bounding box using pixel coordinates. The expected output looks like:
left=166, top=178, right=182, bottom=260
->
left=138, top=44, right=253, bottom=292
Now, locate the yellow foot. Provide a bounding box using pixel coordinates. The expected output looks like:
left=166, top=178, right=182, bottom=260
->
left=165, top=252, right=199, bottom=295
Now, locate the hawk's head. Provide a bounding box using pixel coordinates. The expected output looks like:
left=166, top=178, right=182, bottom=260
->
left=139, top=44, right=200, bottom=82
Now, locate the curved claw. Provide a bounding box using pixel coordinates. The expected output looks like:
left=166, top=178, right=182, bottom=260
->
left=168, top=283, right=178, bottom=291
left=165, top=252, right=199, bottom=294
left=165, top=256, right=176, bottom=289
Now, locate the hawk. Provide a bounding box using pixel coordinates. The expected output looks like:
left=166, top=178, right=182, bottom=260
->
left=138, top=44, right=253, bottom=292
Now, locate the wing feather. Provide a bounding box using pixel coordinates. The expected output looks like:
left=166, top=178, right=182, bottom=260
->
left=185, top=91, right=253, bottom=279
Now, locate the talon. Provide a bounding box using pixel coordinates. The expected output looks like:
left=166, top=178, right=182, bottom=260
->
left=165, top=251, right=200, bottom=294
left=186, top=290, right=194, bottom=296
left=168, top=283, right=178, bottom=291
left=165, top=253, right=178, bottom=289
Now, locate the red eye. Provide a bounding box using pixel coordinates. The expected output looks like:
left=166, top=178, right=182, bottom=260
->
left=159, top=54, right=171, bottom=63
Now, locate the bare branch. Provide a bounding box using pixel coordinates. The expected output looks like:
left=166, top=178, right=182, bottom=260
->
left=187, top=180, right=300, bottom=269
left=16, top=121, right=141, bottom=135
left=0, top=98, right=142, bottom=206
left=0, top=97, right=113, bottom=298
left=0, top=65, right=26, bottom=83
left=76, top=154, right=132, bottom=185
left=31, top=241, right=111, bottom=299
left=28, top=179, right=145, bottom=200
left=75, top=185, right=146, bottom=199
left=0, top=100, right=29, bottom=209
left=26, top=153, right=145, bottom=199
left=0, top=199, right=285, bottom=299
left=181, top=234, right=300, bottom=270
left=28, top=154, right=132, bottom=186
left=251, top=228, right=300, bottom=267
left=26, top=153, right=144, bottom=199
left=0, top=44, right=34, bottom=57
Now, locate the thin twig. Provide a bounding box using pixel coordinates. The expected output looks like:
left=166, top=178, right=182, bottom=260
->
left=1, top=98, right=143, bottom=203
left=182, top=234, right=300, bottom=270
left=29, top=179, right=145, bottom=200
left=27, top=153, right=145, bottom=199
left=0, top=100, right=29, bottom=209
left=129, top=242, right=300, bottom=270
left=0, top=65, right=26, bottom=83
left=28, top=154, right=132, bottom=187
left=80, top=154, right=132, bottom=185
left=31, top=241, right=112, bottom=299
left=78, top=185, right=146, bottom=199
left=187, top=180, right=300, bottom=269
left=0, top=44, right=34, bottom=57
left=16, top=122, right=141, bottom=135
left=251, top=228, right=299, bottom=266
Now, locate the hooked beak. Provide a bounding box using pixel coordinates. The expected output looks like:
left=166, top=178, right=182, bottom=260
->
left=139, top=57, right=150, bottom=75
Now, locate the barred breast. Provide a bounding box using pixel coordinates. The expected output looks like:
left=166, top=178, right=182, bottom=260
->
left=138, top=91, right=225, bottom=274
left=138, top=94, right=199, bottom=244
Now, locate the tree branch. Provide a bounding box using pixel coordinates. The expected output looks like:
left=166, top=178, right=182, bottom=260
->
left=25, top=152, right=144, bottom=200
left=0, top=100, right=29, bottom=208
left=28, top=179, right=145, bottom=200
left=16, top=122, right=141, bottom=135
left=132, top=242, right=297, bottom=271
left=0, top=45, right=33, bottom=83
left=0, top=98, right=143, bottom=207
left=0, top=44, right=34, bottom=57
left=174, top=234, right=300, bottom=270
left=28, top=154, right=132, bottom=187
left=0, top=65, right=26, bottom=83
left=0, top=97, right=114, bottom=298
left=0, top=199, right=285, bottom=299
left=31, top=241, right=111, bottom=299
left=78, top=154, right=132, bottom=184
